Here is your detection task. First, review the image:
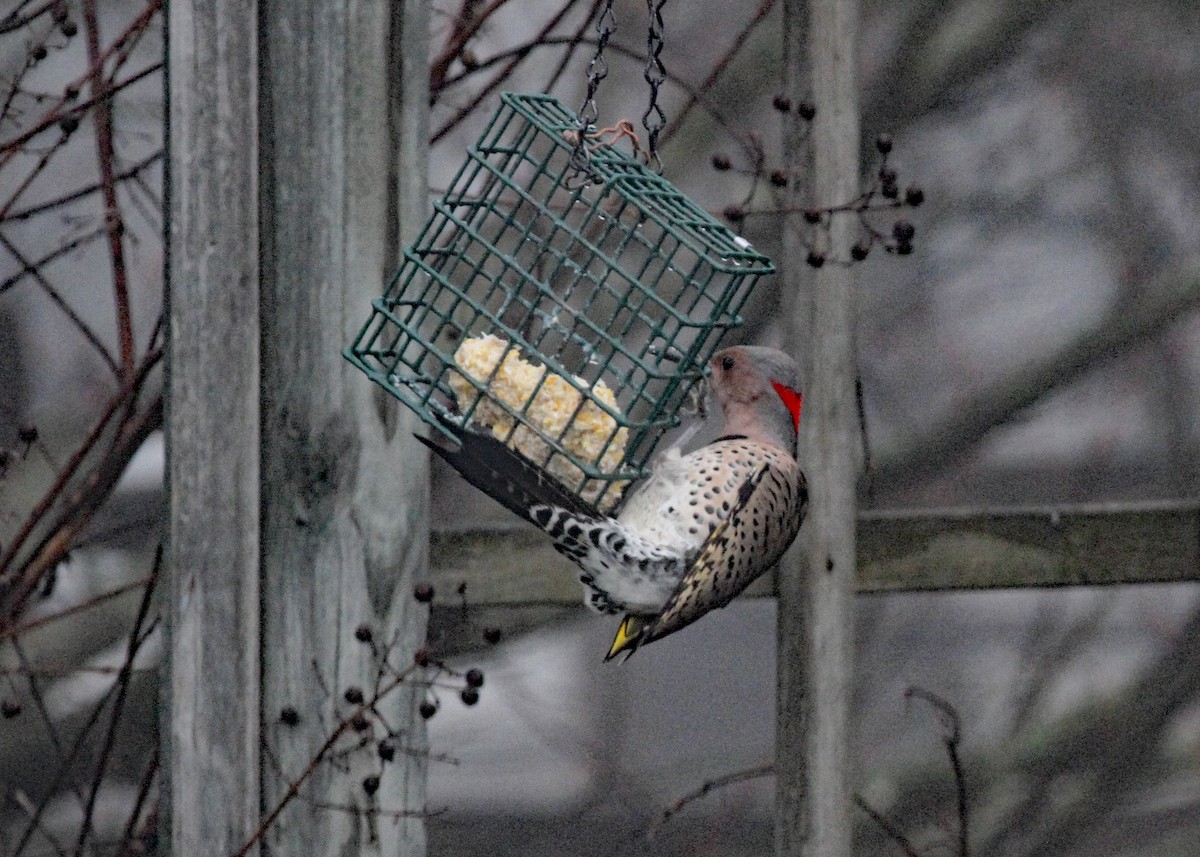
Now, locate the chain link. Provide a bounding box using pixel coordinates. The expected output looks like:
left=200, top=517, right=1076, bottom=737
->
left=571, top=0, right=618, bottom=180
left=642, top=0, right=668, bottom=173
left=572, top=0, right=670, bottom=178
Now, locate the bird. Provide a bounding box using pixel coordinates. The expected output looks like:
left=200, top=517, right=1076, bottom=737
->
left=419, top=344, right=807, bottom=659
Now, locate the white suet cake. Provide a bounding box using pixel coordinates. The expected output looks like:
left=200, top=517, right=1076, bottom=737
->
left=448, top=334, right=629, bottom=510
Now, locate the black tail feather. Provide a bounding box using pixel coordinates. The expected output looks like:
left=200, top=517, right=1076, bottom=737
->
left=416, top=418, right=599, bottom=523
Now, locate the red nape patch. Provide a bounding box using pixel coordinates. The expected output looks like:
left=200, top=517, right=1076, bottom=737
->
left=771, top=381, right=803, bottom=431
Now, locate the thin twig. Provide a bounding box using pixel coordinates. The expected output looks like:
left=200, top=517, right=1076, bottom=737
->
left=83, top=0, right=134, bottom=378
left=0, top=0, right=56, bottom=35
left=1, top=575, right=153, bottom=643
left=429, top=0, right=513, bottom=98
left=0, top=0, right=163, bottom=162
left=873, top=267, right=1200, bottom=486
left=657, top=0, right=776, bottom=147
left=644, top=762, right=774, bottom=839
left=906, top=686, right=968, bottom=857
left=853, top=793, right=923, bottom=857
left=0, top=343, right=162, bottom=587
left=74, top=544, right=162, bottom=854
left=114, top=750, right=159, bottom=857
left=542, top=0, right=604, bottom=96
left=0, top=222, right=109, bottom=294
left=0, top=230, right=120, bottom=375
left=3, top=150, right=162, bottom=223
left=431, top=0, right=580, bottom=144
left=0, top=391, right=163, bottom=630
left=233, top=665, right=422, bottom=857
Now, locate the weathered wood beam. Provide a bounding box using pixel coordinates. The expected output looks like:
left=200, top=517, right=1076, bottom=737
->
left=166, top=1, right=261, bottom=853
left=777, top=0, right=861, bottom=851
left=426, top=502, right=1200, bottom=606
left=258, top=1, right=430, bottom=855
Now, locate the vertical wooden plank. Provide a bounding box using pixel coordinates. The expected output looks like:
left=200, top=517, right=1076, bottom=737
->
left=165, top=0, right=261, bottom=853
left=777, top=0, right=859, bottom=855
left=258, top=1, right=430, bottom=855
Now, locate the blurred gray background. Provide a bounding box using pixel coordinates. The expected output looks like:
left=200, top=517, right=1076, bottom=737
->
left=1, top=1, right=1198, bottom=854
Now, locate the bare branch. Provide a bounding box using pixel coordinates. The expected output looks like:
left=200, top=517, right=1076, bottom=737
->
left=873, top=266, right=1200, bottom=487
left=644, top=762, right=775, bottom=839
left=853, top=794, right=923, bottom=857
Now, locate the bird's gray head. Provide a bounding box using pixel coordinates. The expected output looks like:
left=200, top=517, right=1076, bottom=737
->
left=708, top=345, right=803, bottom=455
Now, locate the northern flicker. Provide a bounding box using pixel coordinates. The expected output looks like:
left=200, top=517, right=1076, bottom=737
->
left=419, top=345, right=807, bottom=659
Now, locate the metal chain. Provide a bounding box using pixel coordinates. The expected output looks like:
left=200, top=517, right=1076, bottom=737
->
left=641, top=0, right=668, bottom=173
left=571, top=0, right=618, bottom=179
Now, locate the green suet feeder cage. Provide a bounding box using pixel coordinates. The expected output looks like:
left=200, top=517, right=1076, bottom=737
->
left=344, top=92, right=774, bottom=512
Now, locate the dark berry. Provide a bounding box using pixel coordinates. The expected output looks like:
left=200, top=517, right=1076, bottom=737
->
left=711, top=154, right=731, bottom=172
left=413, top=582, right=434, bottom=603
left=895, top=240, right=914, bottom=256
left=878, top=166, right=897, bottom=186
left=772, top=94, right=792, bottom=112
left=58, top=114, right=79, bottom=135
left=464, top=668, right=484, bottom=689
left=350, top=714, right=371, bottom=732
left=482, top=627, right=502, bottom=645
left=460, top=687, right=480, bottom=706
left=17, top=425, right=37, bottom=444
left=354, top=623, right=373, bottom=643
left=31, top=45, right=47, bottom=62
left=64, top=85, right=78, bottom=100
left=419, top=699, right=438, bottom=720
left=769, top=170, right=788, bottom=188
left=344, top=686, right=365, bottom=705
left=806, top=251, right=826, bottom=269
left=363, top=775, right=380, bottom=795
left=904, top=185, right=925, bottom=207
left=803, top=209, right=822, bottom=225
left=892, top=220, right=915, bottom=243
left=60, top=20, right=77, bottom=38
left=797, top=101, right=816, bottom=121
left=378, top=740, right=396, bottom=762
left=881, top=183, right=899, bottom=200
left=722, top=204, right=745, bottom=224
left=1, top=699, right=21, bottom=719
left=414, top=648, right=431, bottom=667
left=52, top=2, right=68, bottom=23
left=279, top=706, right=300, bottom=726
left=850, top=242, right=870, bottom=261
left=875, top=133, right=893, bottom=154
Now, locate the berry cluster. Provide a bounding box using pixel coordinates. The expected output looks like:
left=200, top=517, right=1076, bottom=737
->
left=711, top=96, right=925, bottom=268
left=272, top=582, right=502, bottom=798
left=4, top=3, right=81, bottom=133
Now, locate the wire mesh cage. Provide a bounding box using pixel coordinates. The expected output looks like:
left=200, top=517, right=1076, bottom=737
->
left=345, top=92, right=774, bottom=512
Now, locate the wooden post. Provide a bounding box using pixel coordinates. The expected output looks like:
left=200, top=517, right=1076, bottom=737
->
left=258, top=1, right=430, bottom=855
left=166, top=1, right=261, bottom=853
left=167, top=1, right=430, bottom=854
left=777, top=0, right=859, bottom=855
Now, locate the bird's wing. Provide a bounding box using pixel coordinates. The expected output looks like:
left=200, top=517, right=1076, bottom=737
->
left=608, top=458, right=806, bottom=658
left=417, top=414, right=599, bottom=521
